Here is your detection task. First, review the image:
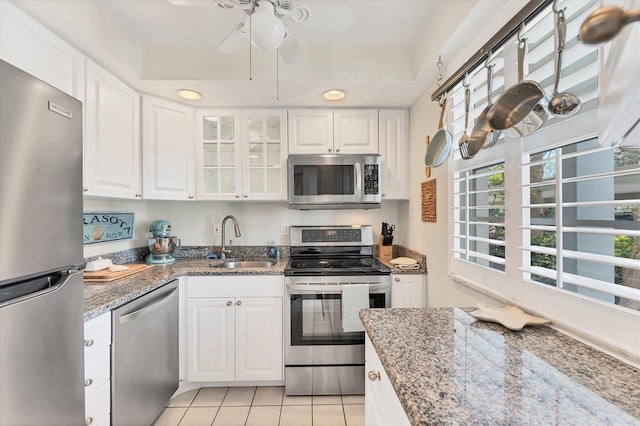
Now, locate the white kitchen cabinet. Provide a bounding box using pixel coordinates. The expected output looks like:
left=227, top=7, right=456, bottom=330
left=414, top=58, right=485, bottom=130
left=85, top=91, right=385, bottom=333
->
left=84, top=312, right=111, bottom=426
left=241, top=109, right=288, bottom=200
left=142, top=95, right=195, bottom=200
left=185, top=276, right=283, bottom=383
left=391, top=273, right=425, bottom=308
left=379, top=109, right=410, bottom=200
left=287, top=109, right=333, bottom=154
left=0, top=1, right=85, bottom=101
left=288, top=109, right=378, bottom=154
left=84, top=59, right=141, bottom=199
left=333, top=109, right=378, bottom=154
left=195, top=109, right=287, bottom=200
left=365, top=334, right=410, bottom=426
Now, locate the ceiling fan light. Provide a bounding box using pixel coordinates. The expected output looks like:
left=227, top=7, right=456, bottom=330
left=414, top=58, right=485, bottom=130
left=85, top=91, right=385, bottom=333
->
left=248, top=1, right=286, bottom=50
left=323, top=89, right=346, bottom=101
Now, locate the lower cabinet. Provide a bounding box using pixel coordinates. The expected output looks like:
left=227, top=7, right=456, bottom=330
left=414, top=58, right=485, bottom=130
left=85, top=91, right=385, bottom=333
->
left=365, top=334, right=410, bottom=426
left=83, top=311, right=111, bottom=426
left=185, top=276, right=283, bottom=383
left=391, top=273, right=425, bottom=308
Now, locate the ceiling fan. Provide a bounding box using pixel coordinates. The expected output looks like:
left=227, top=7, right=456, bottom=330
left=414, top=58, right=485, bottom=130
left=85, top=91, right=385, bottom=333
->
left=167, top=0, right=352, bottom=63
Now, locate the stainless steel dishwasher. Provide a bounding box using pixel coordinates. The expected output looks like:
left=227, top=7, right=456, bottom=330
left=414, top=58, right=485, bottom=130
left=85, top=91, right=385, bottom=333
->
left=112, top=280, right=179, bottom=425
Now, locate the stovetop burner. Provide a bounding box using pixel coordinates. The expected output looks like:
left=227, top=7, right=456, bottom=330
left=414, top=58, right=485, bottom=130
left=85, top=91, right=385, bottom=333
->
left=285, top=225, right=391, bottom=276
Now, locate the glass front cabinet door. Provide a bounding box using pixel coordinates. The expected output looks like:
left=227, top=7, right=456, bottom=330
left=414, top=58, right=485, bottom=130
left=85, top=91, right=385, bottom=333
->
left=196, top=109, right=287, bottom=200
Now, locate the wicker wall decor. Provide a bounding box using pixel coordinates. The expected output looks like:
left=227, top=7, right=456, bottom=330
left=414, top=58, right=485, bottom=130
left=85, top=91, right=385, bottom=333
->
left=421, top=179, right=437, bottom=222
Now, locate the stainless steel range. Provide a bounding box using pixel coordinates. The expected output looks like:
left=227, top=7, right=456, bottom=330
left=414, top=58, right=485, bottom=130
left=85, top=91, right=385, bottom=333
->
left=284, top=225, right=391, bottom=395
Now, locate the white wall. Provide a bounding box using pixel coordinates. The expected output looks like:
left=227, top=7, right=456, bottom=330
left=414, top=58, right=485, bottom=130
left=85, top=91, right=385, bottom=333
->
left=83, top=198, right=403, bottom=257
left=406, top=84, right=496, bottom=308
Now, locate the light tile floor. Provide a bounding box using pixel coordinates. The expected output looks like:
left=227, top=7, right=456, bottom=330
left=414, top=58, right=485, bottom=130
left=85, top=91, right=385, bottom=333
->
left=154, top=386, right=364, bottom=426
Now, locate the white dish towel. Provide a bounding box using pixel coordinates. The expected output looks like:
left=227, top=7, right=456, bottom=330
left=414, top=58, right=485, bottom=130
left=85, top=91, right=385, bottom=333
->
left=341, top=284, right=369, bottom=332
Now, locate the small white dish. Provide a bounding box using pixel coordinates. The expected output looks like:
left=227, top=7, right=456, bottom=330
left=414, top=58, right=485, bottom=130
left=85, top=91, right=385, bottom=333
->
left=390, top=257, right=418, bottom=266
left=470, top=304, right=550, bottom=331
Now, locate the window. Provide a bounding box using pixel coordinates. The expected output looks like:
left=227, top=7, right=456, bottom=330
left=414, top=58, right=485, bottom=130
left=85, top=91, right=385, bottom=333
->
left=522, top=139, right=640, bottom=311
left=447, top=0, right=640, bottom=355
left=453, top=162, right=506, bottom=271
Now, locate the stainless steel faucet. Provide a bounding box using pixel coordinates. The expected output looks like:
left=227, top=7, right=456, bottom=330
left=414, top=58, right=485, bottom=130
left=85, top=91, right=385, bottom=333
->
left=220, top=215, right=241, bottom=259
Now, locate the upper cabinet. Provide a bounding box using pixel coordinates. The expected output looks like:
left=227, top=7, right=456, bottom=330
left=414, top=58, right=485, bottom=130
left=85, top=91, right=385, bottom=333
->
left=379, top=109, right=409, bottom=200
left=288, top=109, right=378, bottom=154
left=0, top=1, right=85, bottom=100
left=195, top=109, right=287, bottom=201
left=84, top=60, right=141, bottom=199
left=242, top=109, right=288, bottom=201
left=333, top=109, right=379, bottom=154
left=142, top=96, right=195, bottom=200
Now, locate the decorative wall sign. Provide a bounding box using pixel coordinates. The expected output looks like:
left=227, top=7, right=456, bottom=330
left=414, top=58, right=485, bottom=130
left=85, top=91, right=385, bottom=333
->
left=83, top=213, right=134, bottom=244
left=421, top=180, right=437, bottom=222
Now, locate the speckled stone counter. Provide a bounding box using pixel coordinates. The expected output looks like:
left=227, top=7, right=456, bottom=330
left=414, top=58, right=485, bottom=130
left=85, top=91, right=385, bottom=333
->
left=360, top=308, right=640, bottom=426
left=376, top=245, right=427, bottom=275
left=83, top=258, right=287, bottom=321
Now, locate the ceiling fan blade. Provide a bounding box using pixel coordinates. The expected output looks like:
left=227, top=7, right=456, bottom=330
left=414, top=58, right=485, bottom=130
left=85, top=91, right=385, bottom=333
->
left=283, top=1, right=353, bottom=31
left=218, top=22, right=248, bottom=53
left=278, top=31, right=303, bottom=63
left=166, top=0, right=219, bottom=7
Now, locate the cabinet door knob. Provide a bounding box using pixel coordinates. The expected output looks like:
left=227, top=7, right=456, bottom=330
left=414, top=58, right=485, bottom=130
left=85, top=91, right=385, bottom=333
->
left=85, top=417, right=94, bottom=425
left=135, top=193, right=142, bottom=198
left=368, top=370, right=380, bottom=381
left=83, top=187, right=88, bottom=192
left=188, top=196, right=194, bottom=199
left=235, top=195, right=241, bottom=199
left=336, top=148, right=340, bottom=153
left=84, top=378, right=93, bottom=387
left=243, top=195, right=248, bottom=198
left=236, top=300, right=242, bottom=306
left=395, top=277, right=400, bottom=282
left=226, top=301, right=232, bottom=306
left=84, top=339, right=94, bottom=347
left=328, top=148, right=332, bottom=153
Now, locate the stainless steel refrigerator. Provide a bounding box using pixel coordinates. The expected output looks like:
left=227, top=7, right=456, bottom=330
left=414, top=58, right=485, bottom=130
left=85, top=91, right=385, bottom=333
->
left=0, top=59, right=85, bottom=424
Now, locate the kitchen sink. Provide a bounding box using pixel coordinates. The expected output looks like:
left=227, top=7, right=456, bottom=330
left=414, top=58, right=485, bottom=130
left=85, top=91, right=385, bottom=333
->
left=211, top=260, right=277, bottom=269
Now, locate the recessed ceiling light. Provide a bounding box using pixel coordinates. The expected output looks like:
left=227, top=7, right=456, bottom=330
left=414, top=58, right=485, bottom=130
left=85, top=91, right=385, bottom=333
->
left=176, top=89, right=203, bottom=101
left=323, top=89, right=346, bottom=101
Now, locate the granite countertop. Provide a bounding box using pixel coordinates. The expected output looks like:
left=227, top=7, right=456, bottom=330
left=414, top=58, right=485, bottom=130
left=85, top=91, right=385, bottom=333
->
left=360, top=308, right=640, bottom=426
left=83, top=258, right=288, bottom=321
left=83, top=245, right=427, bottom=321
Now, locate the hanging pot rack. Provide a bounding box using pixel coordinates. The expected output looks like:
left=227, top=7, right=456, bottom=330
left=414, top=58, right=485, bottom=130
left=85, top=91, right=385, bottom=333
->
left=431, top=0, right=554, bottom=102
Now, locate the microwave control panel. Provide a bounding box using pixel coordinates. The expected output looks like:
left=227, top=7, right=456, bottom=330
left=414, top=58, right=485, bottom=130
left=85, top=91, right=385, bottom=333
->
left=364, top=164, right=379, bottom=195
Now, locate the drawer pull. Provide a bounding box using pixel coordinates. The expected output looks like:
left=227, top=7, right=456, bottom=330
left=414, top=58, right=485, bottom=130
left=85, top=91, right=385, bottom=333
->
left=85, top=417, right=94, bottom=425
left=368, top=370, right=380, bottom=381
left=84, top=378, right=93, bottom=387
left=84, top=339, right=94, bottom=347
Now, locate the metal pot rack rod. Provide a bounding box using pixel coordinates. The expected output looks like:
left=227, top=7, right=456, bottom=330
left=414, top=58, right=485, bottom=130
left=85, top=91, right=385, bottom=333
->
left=431, top=0, right=553, bottom=101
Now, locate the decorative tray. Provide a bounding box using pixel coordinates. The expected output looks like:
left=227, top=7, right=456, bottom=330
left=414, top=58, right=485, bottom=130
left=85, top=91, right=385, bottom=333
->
left=470, top=304, right=550, bottom=331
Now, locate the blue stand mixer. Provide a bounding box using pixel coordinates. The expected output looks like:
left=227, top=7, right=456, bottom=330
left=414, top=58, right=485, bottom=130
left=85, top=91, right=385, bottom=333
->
left=146, top=220, right=180, bottom=264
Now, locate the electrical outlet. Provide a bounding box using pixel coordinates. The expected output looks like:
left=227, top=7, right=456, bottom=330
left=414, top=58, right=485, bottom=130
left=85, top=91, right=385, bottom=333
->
left=213, top=224, right=221, bottom=236
left=281, top=223, right=290, bottom=236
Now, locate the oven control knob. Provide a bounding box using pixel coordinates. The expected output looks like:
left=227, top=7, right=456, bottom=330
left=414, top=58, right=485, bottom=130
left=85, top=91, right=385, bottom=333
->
left=367, top=370, right=380, bottom=381
left=226, top=301, right=232, bottom=306
left=236, top=300, right=242, bottom=306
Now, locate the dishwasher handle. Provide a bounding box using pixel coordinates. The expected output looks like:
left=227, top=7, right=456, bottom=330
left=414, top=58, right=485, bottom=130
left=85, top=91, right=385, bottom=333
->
left=118, top=288, right=178, bottom=324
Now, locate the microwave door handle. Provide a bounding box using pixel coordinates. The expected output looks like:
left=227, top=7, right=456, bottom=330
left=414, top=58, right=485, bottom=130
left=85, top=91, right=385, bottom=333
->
left=355, top=162, right=362, bottom=195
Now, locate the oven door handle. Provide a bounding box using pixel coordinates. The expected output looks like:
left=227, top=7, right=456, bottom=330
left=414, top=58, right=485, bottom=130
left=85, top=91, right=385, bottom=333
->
left=286, top=282, right=390, bottom=293
left=355, top=162, right=362, bottom=195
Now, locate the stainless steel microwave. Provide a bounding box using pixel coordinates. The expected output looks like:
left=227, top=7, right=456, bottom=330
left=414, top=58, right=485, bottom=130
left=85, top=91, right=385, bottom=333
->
left=288, top=154, right=381, bottom=209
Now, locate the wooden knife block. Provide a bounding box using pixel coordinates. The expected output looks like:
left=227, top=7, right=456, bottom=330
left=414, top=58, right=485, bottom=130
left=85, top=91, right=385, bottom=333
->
left=378, top=235, right=393, bottom=260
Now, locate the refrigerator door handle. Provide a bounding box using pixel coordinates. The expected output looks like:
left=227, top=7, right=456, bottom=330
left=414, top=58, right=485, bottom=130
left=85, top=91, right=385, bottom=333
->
left=118, top=288, right=178, bottom=324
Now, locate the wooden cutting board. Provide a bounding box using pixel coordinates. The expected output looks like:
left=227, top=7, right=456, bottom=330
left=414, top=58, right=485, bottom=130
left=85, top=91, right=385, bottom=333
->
left=84, top=264, right=154, bottom=283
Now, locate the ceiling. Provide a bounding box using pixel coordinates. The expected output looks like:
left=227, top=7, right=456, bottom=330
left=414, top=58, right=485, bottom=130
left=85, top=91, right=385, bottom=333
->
left=11, top=0, right=504, bottom=108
